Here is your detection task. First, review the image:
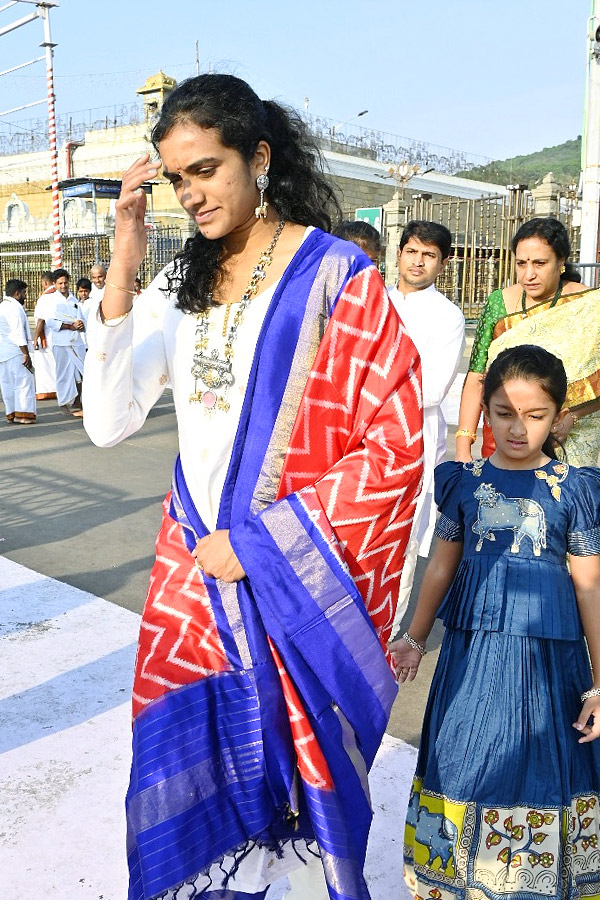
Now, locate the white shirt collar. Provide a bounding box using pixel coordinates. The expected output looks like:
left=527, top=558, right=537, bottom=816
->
left=392, top=282, right=437, bottom=301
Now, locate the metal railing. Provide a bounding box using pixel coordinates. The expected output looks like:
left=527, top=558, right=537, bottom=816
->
left=574, top=262, right=600, bottom=289
left=401, top=192, right=581, bottom=317
left=0, top=101, right=146, bottom=155
left=1, top=212, right=588, bottom=316
left=305, top=114, right=491, bottom=174
left=0, top=225, right=188, bottom=309
left=1, top=100, right=490, bottom=176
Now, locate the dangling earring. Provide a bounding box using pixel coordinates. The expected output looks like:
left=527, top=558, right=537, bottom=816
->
left=560, top=265, right=566, bottom=274
left=255, top=167, right=269, bottom=219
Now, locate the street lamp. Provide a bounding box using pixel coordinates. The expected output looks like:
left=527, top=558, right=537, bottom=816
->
left=331, top=109, right=368, bottom=137
left=386, top=161, right=433, bottom=199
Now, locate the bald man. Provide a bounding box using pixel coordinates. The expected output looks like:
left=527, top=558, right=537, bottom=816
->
left=90, top=264, right=106, bottom=303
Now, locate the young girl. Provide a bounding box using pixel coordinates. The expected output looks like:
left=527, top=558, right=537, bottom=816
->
left=391, top=344, right=600, bottom=900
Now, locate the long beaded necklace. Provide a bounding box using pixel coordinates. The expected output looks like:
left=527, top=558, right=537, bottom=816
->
left=189, top=219, right=285, bottom=412
left=520, top=284, right=561, bottom=319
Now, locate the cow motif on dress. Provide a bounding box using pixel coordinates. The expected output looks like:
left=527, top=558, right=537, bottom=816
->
left=406, top=790, right=459, bottom=871
left=472, top=483, right=546, bottom=556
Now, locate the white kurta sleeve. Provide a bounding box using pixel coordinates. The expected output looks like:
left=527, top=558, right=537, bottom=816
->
left=11, top=304, right=29, bottom=348
left=45, top=298, right=64, bottom=334
left=421, top=303, right=465, bottom=409
left=83, top=289, right=169, bottom=448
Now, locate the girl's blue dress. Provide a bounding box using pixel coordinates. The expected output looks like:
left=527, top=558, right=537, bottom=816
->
left=404, top=458, right=600, bottom=900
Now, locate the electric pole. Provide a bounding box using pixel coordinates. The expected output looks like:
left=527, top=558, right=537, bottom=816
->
left=580, top=1, right=600, bottom=273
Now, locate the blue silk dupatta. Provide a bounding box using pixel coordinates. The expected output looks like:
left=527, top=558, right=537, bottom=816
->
left=126, top=230, right=424, bottom=899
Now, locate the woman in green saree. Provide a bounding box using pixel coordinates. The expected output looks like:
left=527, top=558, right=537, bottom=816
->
left=456, top=217, right=600, bottom=467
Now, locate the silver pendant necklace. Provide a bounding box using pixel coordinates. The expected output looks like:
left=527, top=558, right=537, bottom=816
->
left=189, top=219, right=285, bottom=412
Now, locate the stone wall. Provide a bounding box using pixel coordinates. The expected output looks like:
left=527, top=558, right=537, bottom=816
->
left=331, top=175, right=395, bottom=219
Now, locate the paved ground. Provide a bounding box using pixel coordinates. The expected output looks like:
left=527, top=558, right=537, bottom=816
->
left=0, top=394, right=177, bottom=614
left=0, top=554, right=416, bottom=899
left=0, top=334, right=474, bottom=897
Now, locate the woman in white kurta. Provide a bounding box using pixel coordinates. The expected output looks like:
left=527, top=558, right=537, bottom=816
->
left=82, top=74, right=338, bottom=900
left=82, top=75, right=424, bottom=900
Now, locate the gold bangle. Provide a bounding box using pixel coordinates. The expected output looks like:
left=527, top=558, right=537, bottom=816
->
left=455, top=428, right=477, bottom=442
left=569, top=410, right=579, bottom=426
left=105, top=280, right=137, bottom=296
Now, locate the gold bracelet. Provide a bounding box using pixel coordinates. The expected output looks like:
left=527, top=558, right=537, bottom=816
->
left=105, top=280, right=137, bottom=296
left=569, top=410, right=579, bottom=426
left=455, top=428, right=477, bottom=442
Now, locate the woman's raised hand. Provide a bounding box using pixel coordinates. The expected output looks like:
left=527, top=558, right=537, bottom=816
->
left=113, top=153, right=159, bottom=271
left=102, top=154, right=160, bottom=319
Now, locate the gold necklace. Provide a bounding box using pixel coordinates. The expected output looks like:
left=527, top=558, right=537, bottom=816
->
left=189, top=219, right=285, bottom=412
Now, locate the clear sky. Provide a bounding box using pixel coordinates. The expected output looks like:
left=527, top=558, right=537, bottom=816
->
left=0, top=0, right=592, bottom=162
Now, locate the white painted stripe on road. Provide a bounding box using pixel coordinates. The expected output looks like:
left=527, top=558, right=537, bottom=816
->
left=1, top=598, right=138, bottom=698
left=365, top=733, right=417, bottom=899
left=0, top=557, right=136, bottom=896
left=0, top=556, right=416, bottom=899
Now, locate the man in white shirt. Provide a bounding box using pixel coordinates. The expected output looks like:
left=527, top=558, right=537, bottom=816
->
left=388, top=220, right=465, bottom=628
left=46, top=268, right=86, bottom=417
left=90, top=264, right=106, bottom=303
left=33, top=270, right=58, bottom=400
left=0, top=279, right=36, bottom=424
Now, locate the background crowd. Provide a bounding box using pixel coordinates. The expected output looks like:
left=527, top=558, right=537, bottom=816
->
left=2, top=70, right=600, bottom=900
left=0, top=263, right=143, bottom=423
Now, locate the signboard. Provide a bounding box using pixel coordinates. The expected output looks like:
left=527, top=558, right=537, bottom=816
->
left=62, top=182, right=152, bottom=199
left=63, top=182, right=119, bottom=198
left=355, top=207, right=383, bottom=232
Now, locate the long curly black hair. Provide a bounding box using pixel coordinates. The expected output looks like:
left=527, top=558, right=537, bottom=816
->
left=151, top=74, right=341, bottom=314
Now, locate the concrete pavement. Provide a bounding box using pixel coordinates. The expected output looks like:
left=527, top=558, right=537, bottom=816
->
left=0, top=554, right=416, bottom=899
left=0, top=336, right=473, bottom=898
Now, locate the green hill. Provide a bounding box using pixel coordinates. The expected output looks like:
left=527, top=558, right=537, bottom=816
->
left=460, top=137, right=582, bottom=187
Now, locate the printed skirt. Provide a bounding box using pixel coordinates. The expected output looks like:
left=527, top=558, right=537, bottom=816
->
left=404, top=628, right=600, bottom=900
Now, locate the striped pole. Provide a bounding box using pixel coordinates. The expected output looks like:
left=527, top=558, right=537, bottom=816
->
left=40, top=5, right=61, bottom=268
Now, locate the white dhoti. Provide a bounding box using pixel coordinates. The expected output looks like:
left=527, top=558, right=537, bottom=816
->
left=52, top=344, right=85, bottom=407
left=33, top=346, right=57, bottom=399
left=0, top=354, right=36, bottom=421
left=388, top=283, right=466, bottom=634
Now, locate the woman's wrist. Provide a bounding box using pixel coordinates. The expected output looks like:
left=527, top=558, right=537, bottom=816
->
left=455, top=433, right=476, bottom=450
left=102, top=266, right=138, bottom=317
left=106, top=259, right=139, bottom=284
left=581, top=686, right=600, bottom=702
left=402, top=631, right=427, bottom=657
left=405, top=622, right=430, bottom=646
